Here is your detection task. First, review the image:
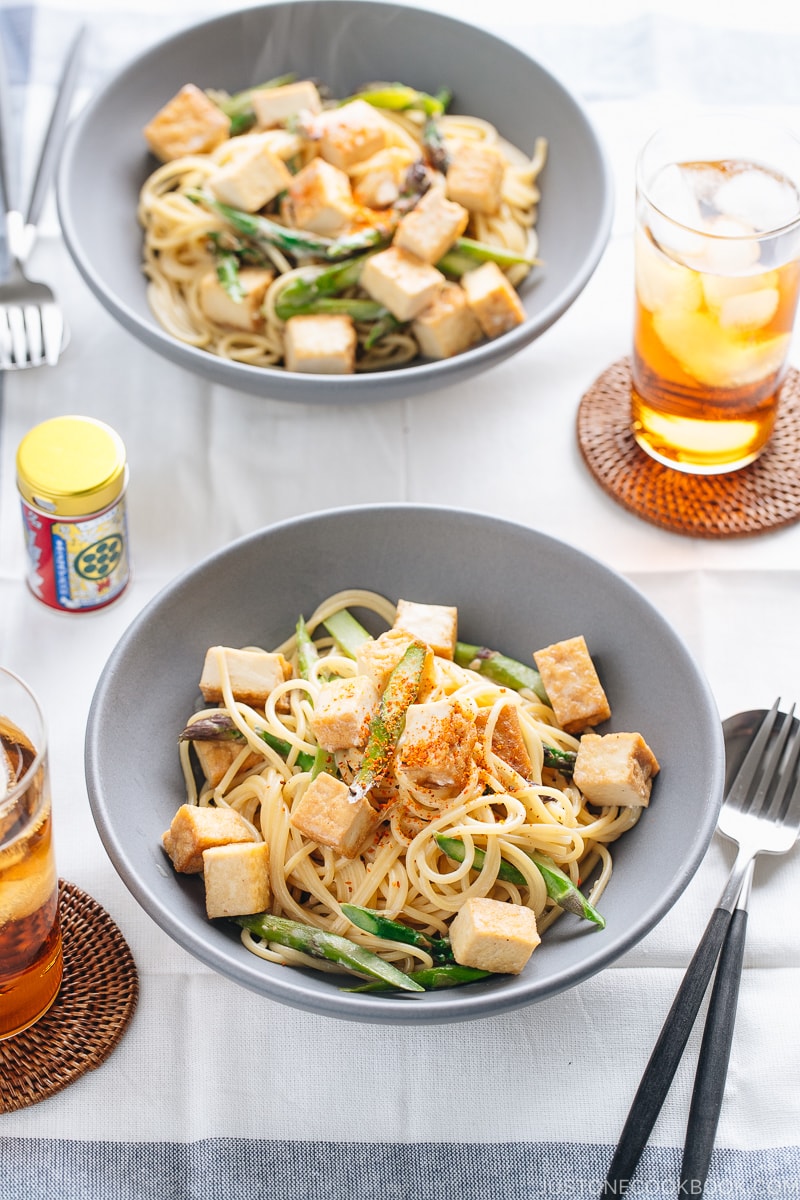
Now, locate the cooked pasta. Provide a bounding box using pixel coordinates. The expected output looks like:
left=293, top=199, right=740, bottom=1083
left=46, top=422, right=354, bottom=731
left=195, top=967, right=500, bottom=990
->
left=167, top=590, right=655, bottom=990
left=138, top=76, right=547, bottom=374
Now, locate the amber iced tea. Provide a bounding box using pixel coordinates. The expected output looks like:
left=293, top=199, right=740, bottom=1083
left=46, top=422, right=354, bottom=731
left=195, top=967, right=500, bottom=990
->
left=0, top=679, right=62, bottom=1040
left=632, top=121, right=800, bottom=474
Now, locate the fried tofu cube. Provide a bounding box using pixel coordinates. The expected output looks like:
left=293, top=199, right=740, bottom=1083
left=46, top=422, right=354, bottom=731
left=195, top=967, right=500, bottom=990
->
left=411, top=282, right=483, bottom=359
left=360, top=246, right=444, bottom=322
left=353, top=147, right=417, bottom=209
left=395, top=699, right=477, bottom=793
left=288, top=158, right=354, bottom=236
left=199, top=647, right=291, bottom=707
left=290, top=771, right=379, bottom=859
left=445, top=140, right=505, bottom=215
left=462, top=261, right=526, bottom=339
left=317, top=99, right=388, bottom=170
left=251, top=80, right=322, bottom=129
left=393, top=598, right=458, bottom=659
left=198, top=267, right=274, bottom=332
left=449, top=897, right=540, bottom=974
left=356, top=628, right=436, bottom=698
left=143, top=83, right=231, bottom=162
left=475, top=705, right=533, bottom=780
left=192, top=739, right=262, bottom=787
left=283, top=313, right=357, bottom=374
left=574, top=732, right=660, bottom=808
left=311, top=676, right=380, bottom=750
left=533, top=636, right=611, bottom=734
left=162, top=803, right=255, bottom=874
left=202, top=841, right=271, bottom=919
left=395, top=187, right=469, bottom=264
left=208, top=141, right=292, bottom=211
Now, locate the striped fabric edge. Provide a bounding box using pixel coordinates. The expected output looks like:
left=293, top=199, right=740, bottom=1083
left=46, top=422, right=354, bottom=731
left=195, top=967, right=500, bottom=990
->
left=2, top=1139, right=800, bottom=1200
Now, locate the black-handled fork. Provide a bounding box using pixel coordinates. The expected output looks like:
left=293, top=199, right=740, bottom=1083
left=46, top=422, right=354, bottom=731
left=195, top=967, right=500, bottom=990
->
left=601, top=701, right=800, bottom=1198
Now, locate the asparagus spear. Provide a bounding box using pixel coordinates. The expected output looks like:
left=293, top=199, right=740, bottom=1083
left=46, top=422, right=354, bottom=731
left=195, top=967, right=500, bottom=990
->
left=434, top=834, right=605, bottom=928
left=325, top=226, right=395, bottom=260
left=274, top=256, right=367, bottom=315
left=438, top=238, right=536, bottom=277
left=295, top=616, right=337, bottom=779
left=341, top=903, right=454, bottom=963
left=208, top=229, right=272, bottom=267
left=345, top=964, right=491, bottom=992
left=210, top=73, right=297, bottom=136
left=295, top=615, right=319, bottom=681
left=363, top=312, right=403, bottom=350
left=278, top=295, right=389, bottom=322
left=434, top=833, right=528, bottom=885
left=343, top=83, right=451, bottom=118
left=423, top=116, right=450, bottom=173
left=322, top=608, right=373, bottom=658
left=179, top=714, right=315, bottom=773
left=215, top=252, right=245, bottom=301
left=349, top=642, right=427, bottom=803
left=541, top=745, right=577, bottom=776
left=186, top=189, right=335, bottom=258
left=454, top=641, right=550, bottom=705
left=236, top=912, right=424, bottom=991
left=531, top=854, right=605, bottom=927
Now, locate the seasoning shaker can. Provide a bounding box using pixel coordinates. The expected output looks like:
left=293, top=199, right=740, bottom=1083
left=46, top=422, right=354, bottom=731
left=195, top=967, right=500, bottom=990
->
left=16, top=416, right=131, bottom=613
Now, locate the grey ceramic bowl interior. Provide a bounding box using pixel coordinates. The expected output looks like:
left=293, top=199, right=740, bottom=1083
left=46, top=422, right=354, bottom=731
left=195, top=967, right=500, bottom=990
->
left=58, top=1, right=613, bottom=403
left=85, top=505, right=724, bottom=1024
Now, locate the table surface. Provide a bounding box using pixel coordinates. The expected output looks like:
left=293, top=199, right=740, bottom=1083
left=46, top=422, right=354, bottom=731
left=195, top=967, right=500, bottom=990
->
left=2, top=2, right=800, bottom=1198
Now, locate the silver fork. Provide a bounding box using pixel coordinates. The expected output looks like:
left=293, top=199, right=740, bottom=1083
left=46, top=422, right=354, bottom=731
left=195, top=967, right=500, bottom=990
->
left=0, top=26, right=85, bottom=369
left=602, top=699, right=800, bottom=1197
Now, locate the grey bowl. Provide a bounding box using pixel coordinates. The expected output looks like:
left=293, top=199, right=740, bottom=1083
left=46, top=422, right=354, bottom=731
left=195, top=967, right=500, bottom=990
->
left=58, top=1, right=613, bottom=404
left=85, top=505, right=724, bottom=1023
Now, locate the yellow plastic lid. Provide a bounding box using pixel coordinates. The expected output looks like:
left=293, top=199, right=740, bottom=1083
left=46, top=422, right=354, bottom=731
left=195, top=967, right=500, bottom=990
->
left=16, top=416, right=127, bottom=517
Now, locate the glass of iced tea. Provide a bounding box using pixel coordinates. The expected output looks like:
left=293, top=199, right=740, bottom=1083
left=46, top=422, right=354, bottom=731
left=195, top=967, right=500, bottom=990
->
left=0, top=669, right=62, bottom=1039
left=631, top=114, right=800, bottom=473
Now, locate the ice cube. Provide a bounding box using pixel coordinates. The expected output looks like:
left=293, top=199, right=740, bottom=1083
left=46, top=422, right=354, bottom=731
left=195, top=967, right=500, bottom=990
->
left=718, top=288, right=780, bottom=331
left=0, top=863, right=55, bottom=924
left=635, top=229, right=703, bottom=313
left=645, top=164, right=710, bottom=265
left=649, top=163, right=704, bottom=229
left=702, top=269, right=779, bottom=309
left=714, top=166, right=800, bottom=233
left=652, top=309, right=789, bottom=386
left=690, top=215, right=761, bottom=274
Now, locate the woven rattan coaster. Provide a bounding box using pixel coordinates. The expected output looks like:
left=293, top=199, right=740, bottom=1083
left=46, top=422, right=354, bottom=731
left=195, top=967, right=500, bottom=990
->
left=0, top=880, right=138, bottom=1112
left=577, top=358, right=800, bottom=538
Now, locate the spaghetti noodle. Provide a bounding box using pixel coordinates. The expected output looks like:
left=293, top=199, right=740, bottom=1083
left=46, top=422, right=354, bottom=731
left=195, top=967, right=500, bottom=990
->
left=173, top=590, right=647, bottom=983
left=139, top=78, right=547, bottom=372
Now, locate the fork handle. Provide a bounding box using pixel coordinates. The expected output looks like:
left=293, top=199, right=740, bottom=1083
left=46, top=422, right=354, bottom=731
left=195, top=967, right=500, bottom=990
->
left=679, top=879, right=751, bottom=1193
left=0, top=20, right=15, bottom=217
left=24, top=25, right=85, bottom=229
left=600, top=905, right=733, bottom=1197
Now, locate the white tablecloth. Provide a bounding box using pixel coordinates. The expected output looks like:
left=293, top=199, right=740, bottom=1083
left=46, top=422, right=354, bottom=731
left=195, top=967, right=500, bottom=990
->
left=2, top=2, right=800, bottom=1197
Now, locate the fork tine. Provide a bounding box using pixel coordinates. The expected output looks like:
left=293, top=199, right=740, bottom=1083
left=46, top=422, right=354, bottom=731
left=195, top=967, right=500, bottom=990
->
left=23, top=303, right=44, bottom=366
left=41, top=303, right=64, bottom=366
left=0, top=310, right=13, bottom=368
left=773, top=710, right=800, bottom=826
left=726, top=698, right=781, bottom=811
left=751, top=703, right=796, bottom=818
left=7, top=305, right=28, bottom=367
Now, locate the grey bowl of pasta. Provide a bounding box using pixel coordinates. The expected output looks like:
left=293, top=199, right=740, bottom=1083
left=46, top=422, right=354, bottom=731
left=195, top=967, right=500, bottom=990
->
left=85, top=505, right=724, bottom=1023
left=58, top=1, right=613, bottom=403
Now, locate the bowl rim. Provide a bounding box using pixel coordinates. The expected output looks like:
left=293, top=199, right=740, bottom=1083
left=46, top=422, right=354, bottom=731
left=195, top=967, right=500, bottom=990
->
left=84, top=502, right=725, bottom=1024
left=57, top=0, right=615, bottom=401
